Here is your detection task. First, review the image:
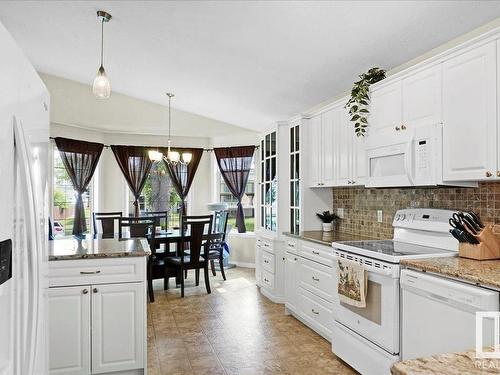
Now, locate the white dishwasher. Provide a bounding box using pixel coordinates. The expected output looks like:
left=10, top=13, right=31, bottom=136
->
left=401, top=269, right=499, bottom=360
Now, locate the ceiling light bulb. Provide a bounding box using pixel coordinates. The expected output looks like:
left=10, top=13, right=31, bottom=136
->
left=148, top=150, right=163, bottom=162
left=93, top=66, right=111, bottom=99
left=182, top=152, right=192, bottom=164
left=168, top=151, right=180, bottom=163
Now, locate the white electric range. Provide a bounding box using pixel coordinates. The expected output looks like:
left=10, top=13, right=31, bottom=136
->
left=331, top=208, right=459, bottom=375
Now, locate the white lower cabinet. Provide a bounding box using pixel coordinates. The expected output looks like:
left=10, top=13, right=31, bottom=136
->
left=91, top=283, right=145, bottom=374
left=282, top=237, right=333, bottom=341
left=48, top=257, right=147, bottom=375
left=255, top=232, right=285, bottom=303
left=49, top=286, right=91, bottom=375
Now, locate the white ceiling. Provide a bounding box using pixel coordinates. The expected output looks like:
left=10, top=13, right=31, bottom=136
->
left=1, top=1, right=500, bottom=132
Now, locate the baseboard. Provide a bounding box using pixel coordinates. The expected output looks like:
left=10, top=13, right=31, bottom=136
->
left=259, top=286, right=285, bottom=304
left=230, top=261, right=255, bottom=268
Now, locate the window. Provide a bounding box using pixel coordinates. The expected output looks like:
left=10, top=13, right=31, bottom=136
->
left=290, top=124, right=300, bottom=234
left=52, top=148, right=92, bottom=236
left=260, top=131, right=277, bottom=231
left=128, top=162, right=182, bottom=228
left=219, top=163, right=255, bottom=232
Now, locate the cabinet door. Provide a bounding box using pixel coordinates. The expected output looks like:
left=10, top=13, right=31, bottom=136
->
left=352, top=133, right=367, bottom=185
left=91, top=282, right=145, bottom=374
left=321, top=109, right=336, bottom=186
left=402, top=65, right=441, bottom=128
left=442, top=42, right=497, bottom=181
left=308, top=115, right=322, bottom=187
left=336, top=107, right=353, bottom=185
left=285, top=252, right=298, bottom=312
left=49, top=286, right=91, bottom=375
left=369, top=81, right=403, bottom=141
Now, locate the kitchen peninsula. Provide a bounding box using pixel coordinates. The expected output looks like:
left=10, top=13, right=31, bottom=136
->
left=48, top=237, right=150, bottom=375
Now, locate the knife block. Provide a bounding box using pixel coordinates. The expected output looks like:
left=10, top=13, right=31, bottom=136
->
left=458, top=224, right=500, bottom=260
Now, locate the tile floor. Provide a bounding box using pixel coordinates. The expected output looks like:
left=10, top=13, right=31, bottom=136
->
left=147, top=267, right=357, bottom=375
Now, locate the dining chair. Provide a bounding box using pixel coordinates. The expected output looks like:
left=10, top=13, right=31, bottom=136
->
left=143, top=211, right=169, bottom=230
left=93, top=211, right=122, bottom=237
left=147, top=233, right=179, bottom=303
left=165, top=215, right=213, bottom=298
left=208, top=211, right=229, bottom=280
left=118, top=216, right=154, bottom=239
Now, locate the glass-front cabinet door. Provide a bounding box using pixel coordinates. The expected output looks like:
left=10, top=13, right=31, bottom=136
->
left=289, top=124, right=300, bottom=234
left=260, top=131, right=277, bottom=231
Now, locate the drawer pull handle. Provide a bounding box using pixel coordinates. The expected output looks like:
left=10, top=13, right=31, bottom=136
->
left=264, top=260, right=269, bottom=264
left=264, top=278, right=269, bottom=282
left=311, top=276, right=320, bottom=282
left=80, top=270, right=101, bottom=275
left=82, top=289, right=88, bottom=294
left=311, top=309, right=319, bottom=315
left=264, top=243, right=270, bottom=247
left=312, top=251, right=320, bottom=255
left=288, top=243, right=295, bottom=247
left=93, top=288, right=98, bottom=293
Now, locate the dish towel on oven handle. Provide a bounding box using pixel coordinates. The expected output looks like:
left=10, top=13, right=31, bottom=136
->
left=336, top=259, right=368, bottom=308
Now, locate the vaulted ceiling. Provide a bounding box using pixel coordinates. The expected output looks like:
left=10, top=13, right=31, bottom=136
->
left=1, top=1, right=500, bottom=133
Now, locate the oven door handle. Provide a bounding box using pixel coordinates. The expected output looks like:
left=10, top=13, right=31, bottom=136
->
left=333, top=253, right=395, bottom=276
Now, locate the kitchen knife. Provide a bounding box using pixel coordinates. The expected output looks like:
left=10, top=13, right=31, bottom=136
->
left=467, top=211, right=484, bottom=229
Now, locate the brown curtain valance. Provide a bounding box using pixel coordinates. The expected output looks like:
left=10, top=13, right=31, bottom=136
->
left=159, top=147, right=204, bottom=222
left=214, top=146, right=255, bottom=233
left=111, top=145, right=153, bottom=217
left=54, top=137, right=104, bottom=236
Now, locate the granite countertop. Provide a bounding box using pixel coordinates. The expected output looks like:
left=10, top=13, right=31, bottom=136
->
left=391, top=347, right=499, bottom=375
left=401, top=257, right=500, bottom=289
left=49, top=237, right=151, bottom=261
left=283, top=230, right=373, bottom=246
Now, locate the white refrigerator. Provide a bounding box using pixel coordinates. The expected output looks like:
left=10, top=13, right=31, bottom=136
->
left=0, top=22, right=50, bottom=375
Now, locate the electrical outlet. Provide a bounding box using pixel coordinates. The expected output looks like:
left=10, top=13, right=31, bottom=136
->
left=377, top=210, right=383, bottom=223
left=337, top=208, right=344, bottom=219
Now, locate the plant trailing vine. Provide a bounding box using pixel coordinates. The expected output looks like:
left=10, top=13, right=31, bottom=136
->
left=345, top=67, right=386, bottom=137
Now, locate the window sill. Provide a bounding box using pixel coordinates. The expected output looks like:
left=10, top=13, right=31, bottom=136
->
left=227, top=231, right=255, bottom=238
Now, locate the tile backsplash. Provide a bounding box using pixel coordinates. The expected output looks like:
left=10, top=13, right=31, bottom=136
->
left=332, top=182, right=500, bottom=239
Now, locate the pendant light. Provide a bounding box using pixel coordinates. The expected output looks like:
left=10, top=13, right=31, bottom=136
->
left=92, top=11, right=112, bottom=99
left=148, top=93, right=192, bottom=165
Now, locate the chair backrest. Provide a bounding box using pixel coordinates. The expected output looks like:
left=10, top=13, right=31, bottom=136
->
left=213, top=211, right=229, bottom=241
left=143, top=211, right=169, bottom=229
left=93, top=211, right=122, bottom=237
left=119, top=216, right=154, bottom=238
left=181, top=215, right=213, bottom=264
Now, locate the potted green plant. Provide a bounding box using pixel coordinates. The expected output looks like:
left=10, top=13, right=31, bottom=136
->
left=316, top=210, right=339, bottom=232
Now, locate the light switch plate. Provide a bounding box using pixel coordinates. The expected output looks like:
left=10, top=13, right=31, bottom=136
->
left=377, top=210, right=383, bottom=223
left=337, top=208, right=344, bottom=219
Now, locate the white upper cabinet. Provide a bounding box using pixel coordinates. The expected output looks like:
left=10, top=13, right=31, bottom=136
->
left=442, top=41, right=497, bottom=181
left=369, top=81, right=403, bottom=141
left=308, top=115, right=322, bottom=187
left=402, top=65, right=442, bottom=127
left=322, top=108, right=337, bottom=186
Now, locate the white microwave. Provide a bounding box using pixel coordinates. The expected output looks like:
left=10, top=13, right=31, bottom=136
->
left=366, top=124, right=443, bottom=187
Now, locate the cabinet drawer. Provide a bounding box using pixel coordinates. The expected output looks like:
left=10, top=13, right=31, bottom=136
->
left=286, top=239, right=299, bottom=254
left=299, top=243, right=333, bottom=267
left=260, top=239, right=274, bottom=253
left=49, top=257, right=146, bottom=287
left=299, top=287, right=332, bottom=334
left=261, top=270, right=275, bottom=290
left=298, top=257, right=333, bottom=302
left=261, top=250, right=275, bottom=274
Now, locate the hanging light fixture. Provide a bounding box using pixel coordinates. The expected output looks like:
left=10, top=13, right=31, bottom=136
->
left=92, top=10, right=112, bottom=99
left=148, top=93, right=192, bottom=165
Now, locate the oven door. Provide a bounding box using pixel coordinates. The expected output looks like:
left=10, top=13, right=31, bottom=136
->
left=365, top=135, right=415, bottom=188
left=332, top=251, right=400, bottom=354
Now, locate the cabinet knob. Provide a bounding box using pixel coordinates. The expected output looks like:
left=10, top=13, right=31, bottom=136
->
left=294, top=258, right=298, bottom=261
left=395, top=126, right=401, bottom=131
left=282, top=257, right=285, bottom=261
left=312, top=276, right=320, bottom=282
left=82, top=289, right=88, bottom=294
left=93, top=288, right=98, bottom=293
left=312, top=250, right=320, bottom=255
left=401, top=124, right=407, bottom=130
left=351, top=180, right=356, bottom=185
left=486, top=171, right=493, bottom=177
left=311, top=309, right=319, bottom=315
left=497, top=171, right=500, bottom=178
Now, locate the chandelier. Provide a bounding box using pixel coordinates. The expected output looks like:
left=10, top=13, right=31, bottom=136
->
left=148, top=93, right=192, bottom=165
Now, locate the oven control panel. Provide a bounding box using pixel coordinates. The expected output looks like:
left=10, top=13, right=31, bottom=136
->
left=393, top=209, right=456, bottom=232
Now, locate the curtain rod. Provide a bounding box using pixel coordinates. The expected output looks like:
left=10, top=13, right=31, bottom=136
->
left=49, top=137, right=259, bottom=151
